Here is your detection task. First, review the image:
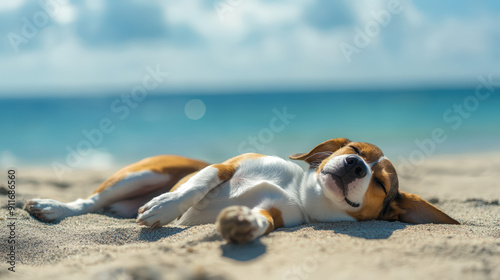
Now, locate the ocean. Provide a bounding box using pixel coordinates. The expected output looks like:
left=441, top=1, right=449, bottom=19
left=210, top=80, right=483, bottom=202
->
left=1, top=88, right=499, bottom=170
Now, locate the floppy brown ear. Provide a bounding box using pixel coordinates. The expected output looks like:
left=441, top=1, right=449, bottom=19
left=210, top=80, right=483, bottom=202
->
left=289, top=138, right=351, bottom=165
left=393, top=191, right=460, bottom=224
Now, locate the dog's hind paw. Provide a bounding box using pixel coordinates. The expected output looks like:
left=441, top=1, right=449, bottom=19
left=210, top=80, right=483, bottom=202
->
left=24, top=199, right=69, bottom=222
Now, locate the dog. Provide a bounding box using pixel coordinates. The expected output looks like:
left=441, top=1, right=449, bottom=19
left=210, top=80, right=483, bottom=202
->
left=25, top=138, right=459, bottom=243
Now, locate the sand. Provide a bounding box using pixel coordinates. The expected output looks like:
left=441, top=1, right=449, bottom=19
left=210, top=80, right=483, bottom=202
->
left=1, top=153, right=499, bottom=280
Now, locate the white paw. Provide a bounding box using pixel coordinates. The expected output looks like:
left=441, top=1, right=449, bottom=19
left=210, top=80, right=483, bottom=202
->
left=216, top=206, right=265, bottom=244
left=24, top=199, right=70, bottom=222
left=136, top=192, right=185, bottom=229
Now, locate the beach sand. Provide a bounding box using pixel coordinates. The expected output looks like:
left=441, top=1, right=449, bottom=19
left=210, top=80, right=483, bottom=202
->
left=1, top=153, right=499, bottom=280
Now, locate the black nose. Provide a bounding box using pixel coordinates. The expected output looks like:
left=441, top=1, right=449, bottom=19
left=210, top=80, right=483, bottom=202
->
left=344, top=155, right=359, bottom=166
left=344, top=155, right=367, bottom=178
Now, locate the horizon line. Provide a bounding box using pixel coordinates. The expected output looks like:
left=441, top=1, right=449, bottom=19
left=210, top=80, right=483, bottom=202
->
left=0, top=81, right=495, bottom=98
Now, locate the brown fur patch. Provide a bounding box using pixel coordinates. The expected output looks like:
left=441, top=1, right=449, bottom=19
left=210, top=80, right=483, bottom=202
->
left=395, top=191, right=460, bottom=224
left=92, top=155, right=209, bottom=195
left=351, top=142, right=384, bottom=164
left=378, top=200, right=404, bottom=221
left=347, top=178, right=387, bottom=221
left=259, top=207, right=285, bottom=234
left=289, top=138, right=351, bottom=167
left=212, top=153, right=265, bottom=181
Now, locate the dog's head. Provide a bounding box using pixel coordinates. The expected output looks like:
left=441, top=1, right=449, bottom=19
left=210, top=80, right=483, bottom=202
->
left=290, top=138, right=459, bottom=224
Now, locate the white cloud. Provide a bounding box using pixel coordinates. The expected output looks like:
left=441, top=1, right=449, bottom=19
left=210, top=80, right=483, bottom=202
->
left=52, top=4, right=77, bottom=24
left=0, top=0, right=499, bottom=94
left=0, top=0, right=26, bottom=12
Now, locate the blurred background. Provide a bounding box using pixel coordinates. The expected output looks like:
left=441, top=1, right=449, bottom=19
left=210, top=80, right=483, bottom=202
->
left=0, top=0, right=499, bottom=177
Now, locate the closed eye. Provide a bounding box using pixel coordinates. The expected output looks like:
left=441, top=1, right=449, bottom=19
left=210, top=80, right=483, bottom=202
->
left=350, top=146, right=361, bottom=154
left=374, top=178, right=388, bottom=194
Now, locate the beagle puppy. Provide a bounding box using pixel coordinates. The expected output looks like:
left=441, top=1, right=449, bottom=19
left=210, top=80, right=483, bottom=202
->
left=25, top=138, right=459, bottom=243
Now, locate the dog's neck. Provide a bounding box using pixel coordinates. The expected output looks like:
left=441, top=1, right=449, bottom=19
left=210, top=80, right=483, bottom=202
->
left=299, top=168, right=356, bottom=223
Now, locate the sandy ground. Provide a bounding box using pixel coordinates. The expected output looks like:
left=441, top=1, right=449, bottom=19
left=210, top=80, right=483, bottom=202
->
left=0, top=153, right=499, bottom=280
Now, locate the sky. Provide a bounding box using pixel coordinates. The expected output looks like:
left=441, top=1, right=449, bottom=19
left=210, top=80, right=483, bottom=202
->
left=1, top=0, right=499, bottom=96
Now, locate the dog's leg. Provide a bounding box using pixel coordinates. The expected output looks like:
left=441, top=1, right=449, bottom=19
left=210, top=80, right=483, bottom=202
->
left=25, top=155, right=208, bottom=222
left=136, top=153, right=263, bottom=228
left=216, top=206, right=284, bottom=243
left=24, top=196, right=101, bottom=222
left=24, top=170, right=173, bottom=222
left=135, top=166, right=227, bottom=228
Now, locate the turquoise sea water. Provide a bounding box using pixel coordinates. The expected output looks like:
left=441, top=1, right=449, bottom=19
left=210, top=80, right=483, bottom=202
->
left=1, top=88, right=499, bottom=169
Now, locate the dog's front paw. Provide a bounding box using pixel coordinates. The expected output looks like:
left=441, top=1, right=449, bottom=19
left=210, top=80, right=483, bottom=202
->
left=24, top=199, right=69, bottom=222
left=136, top=193, right=184, bottom=229
left=216, top=206, right=265, bottom=244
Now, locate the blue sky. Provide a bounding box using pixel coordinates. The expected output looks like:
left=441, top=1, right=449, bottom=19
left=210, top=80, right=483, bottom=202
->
left=1, top=0, right=499, bottom=96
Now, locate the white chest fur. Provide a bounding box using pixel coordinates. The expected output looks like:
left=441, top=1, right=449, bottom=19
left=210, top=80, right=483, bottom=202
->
left=177, top=156, right=307, bottom=226
left=177, top=156, right=353, bottom=226
left=299, top=170, right=355, bottom=222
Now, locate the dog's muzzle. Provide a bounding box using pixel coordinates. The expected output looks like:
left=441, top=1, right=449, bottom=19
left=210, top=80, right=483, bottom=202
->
left=321, top=155, right=368, bottom=206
